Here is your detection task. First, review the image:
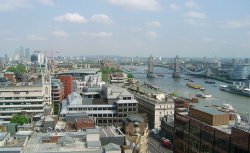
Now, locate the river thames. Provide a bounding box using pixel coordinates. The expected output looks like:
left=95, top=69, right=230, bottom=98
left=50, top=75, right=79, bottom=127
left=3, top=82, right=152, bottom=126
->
left=128, top=66, right=250, bottom=114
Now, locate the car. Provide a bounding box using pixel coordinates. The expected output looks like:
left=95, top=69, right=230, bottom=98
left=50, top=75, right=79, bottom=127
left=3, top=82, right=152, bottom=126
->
left=161, top=137, right=171, bottom=148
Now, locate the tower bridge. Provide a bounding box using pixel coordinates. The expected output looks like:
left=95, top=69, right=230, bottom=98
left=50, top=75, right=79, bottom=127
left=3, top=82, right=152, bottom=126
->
left=133, top=55, right=210, bottom=77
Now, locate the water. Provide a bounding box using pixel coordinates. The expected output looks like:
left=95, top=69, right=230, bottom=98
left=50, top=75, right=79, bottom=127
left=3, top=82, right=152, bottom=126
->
left=126, top=66, right=250, bottom=114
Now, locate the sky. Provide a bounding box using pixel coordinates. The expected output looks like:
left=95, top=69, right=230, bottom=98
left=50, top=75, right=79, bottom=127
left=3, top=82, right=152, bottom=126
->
left=0, top=0, right=250, bottom=58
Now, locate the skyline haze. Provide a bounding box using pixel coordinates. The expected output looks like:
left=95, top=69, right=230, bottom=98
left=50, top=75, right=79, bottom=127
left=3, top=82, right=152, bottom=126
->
left=0, top=0, right=250, bottom=58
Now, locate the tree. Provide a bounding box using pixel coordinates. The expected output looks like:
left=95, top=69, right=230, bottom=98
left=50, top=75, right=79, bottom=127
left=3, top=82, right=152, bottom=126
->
left=7, top=66, right=16, bottom=73
left=7, top=64, right=26, bottom=74
left=10, top=114, right=29, bottom=125
left=127, top=73, right=134, bottom=78
left=16, top=64, right=26, bottom=74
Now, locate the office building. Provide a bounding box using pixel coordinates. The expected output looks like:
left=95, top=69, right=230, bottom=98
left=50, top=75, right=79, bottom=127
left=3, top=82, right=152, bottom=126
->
left=56, top=75, right=74, bottom=98
left=174, top=105, right=250, bottom=153
left=60, top=85, right=138, bottom=126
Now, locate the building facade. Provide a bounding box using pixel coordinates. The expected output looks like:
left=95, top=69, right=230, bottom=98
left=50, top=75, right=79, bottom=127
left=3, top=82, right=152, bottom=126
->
left=230, top=64, right=250, bottom=80
left=174, top=105, right=250, bottom=153
left=0, top=86, right=46, bottom=123
left=129, top=84, right=175, bottom=129
left=60, top=85, right=138, bottom=126
left=56, top=75, right=74, bottom=98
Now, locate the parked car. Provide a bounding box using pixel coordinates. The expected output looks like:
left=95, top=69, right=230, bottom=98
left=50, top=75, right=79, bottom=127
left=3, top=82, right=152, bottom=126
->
left=161, top=137, right=171, bottom=148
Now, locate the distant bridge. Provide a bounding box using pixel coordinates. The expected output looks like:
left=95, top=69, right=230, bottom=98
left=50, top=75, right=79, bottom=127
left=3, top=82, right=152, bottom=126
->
left=181, top=65, right=208, bottom=76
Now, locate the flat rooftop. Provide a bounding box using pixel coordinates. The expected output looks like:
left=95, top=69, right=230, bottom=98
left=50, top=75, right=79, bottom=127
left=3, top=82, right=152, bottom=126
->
left=100, top=127, right=124, bottom=137
left=129, top=85, right=163, bottom=95
left=191, top=105, right=227, bottom=115
left=58, top=68, right=100, bottom=74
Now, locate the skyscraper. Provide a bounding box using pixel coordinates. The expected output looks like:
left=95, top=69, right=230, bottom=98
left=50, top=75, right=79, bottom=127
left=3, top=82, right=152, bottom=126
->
left=25, top=48, right=30, bottom=61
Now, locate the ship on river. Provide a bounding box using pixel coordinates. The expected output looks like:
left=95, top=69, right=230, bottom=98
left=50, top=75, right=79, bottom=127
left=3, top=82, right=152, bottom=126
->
left=220, top=82, right=250, bottom=97
left=186, top=83, right=205, bottom=91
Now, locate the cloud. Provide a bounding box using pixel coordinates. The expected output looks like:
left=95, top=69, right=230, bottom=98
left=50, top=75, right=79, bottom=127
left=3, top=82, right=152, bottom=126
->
left=82, top=32, right=113, bottom=39
left=184, top=11, right=206, bottom=19
left=146, top=21, right=161, bottom=28
left=39, top=0, right=54, bottom=6
left=221, top=20, right=250, bottom=29
left=107, top=0, right=161, bottom=11
left=26, top=34, right=47, bottom=40
left=4, top=37, right=19, bottom=41
left=52, top=30, right=68, bottom=37
left=0, top=0, right=32, bottom=12
left=2, top=30, right=14, bottom=35
left=185, top=1, right=199, bottom=9
left=128, top=27, right=143, bottom=32
left=145, top=31, right=157, bottom=39
left=54, top=13, right=87, bottom=23
left=201, top=37, right=213, bottom=42
left=169, top=3, right=181, bottom=11
left=90, top=14, right=113, bottom=24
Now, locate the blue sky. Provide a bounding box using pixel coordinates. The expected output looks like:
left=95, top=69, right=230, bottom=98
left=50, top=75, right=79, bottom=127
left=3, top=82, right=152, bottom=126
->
left=0, top=0, right=250, bottom=58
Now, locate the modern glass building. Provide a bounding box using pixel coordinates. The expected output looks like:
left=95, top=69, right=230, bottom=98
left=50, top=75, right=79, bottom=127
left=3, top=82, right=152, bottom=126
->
left=230, top=64, right=250, bottom=80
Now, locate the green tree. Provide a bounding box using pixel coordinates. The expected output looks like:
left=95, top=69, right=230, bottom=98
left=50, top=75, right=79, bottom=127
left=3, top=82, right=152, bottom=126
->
left=10, top=114, right=29, bottom=125
left=16, top=64, right=26, bottom=74
left=127, top=73, right=134, bottom=78
left=7, top=66, right=16, bottom=73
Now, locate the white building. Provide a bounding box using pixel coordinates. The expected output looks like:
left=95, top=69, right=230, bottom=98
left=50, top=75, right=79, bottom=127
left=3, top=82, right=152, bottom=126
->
left=60, top=85, right=138, bottom=126
left=73, top=73, right=105, bottom=93
left=37, top=53, right=44, bottom=64
left=0, top=85, right=47, bottom=123
left=129, top=84, right=175, bottom=129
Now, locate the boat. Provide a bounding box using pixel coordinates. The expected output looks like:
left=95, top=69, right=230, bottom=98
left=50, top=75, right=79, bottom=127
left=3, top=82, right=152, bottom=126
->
left=196, top=93, right=212, bottom=98
left=201, top=94, right=212, bottom=98
left=186, top=83, right=203, bottom=90
left=156, top=74, right=164, bottom=77
left=188, top=79, right=194, bottom=82
left=219, top=82, right=250, bottom=97
left=200, top=87, right=206, bottom=91
left=205, top=80, right=216, bottom=84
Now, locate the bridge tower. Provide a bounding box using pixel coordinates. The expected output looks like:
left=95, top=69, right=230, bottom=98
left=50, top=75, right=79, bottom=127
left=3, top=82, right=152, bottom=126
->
left=172, top=54, right=181, bottom=78
left=147, top=55, right=155, bottom=78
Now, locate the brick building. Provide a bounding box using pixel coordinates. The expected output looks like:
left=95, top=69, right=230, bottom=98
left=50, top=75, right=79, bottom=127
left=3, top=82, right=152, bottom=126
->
left=56, top=75, right=73, bottom=98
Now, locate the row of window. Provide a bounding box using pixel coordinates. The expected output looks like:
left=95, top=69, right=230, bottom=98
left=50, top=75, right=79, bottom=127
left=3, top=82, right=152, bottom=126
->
left=159, top=105, right=174, bottom=108
left=0, top=97, right=43, bottom=100
left=122, top=97, right=132, bottom=100
left=118, top=103, right=137, bottom=107
left=0, top=102, right=43, bottom=105
left=0, top=107, right=43, bottom=111
left=96, top=119, right=123, bottom=124
left=68, top=107, right=114, bottom=111
left=118, top=108, right=137, bottom=112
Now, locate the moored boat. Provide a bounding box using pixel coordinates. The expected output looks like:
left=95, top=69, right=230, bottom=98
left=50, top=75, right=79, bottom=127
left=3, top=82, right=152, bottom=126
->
left=219, top=82, right=250, bottom=97
left=186, top=83, right=203, bottom=90
left=196, top=93, right=212, bottom=98
left=205, top=80, right=216, bottom=84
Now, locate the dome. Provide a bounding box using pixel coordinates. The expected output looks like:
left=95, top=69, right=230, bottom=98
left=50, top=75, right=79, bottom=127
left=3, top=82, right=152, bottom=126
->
left=230, top=64, right=250, bottom=80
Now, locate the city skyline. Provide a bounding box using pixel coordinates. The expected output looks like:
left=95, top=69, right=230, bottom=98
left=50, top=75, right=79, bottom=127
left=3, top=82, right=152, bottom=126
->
left=0, top=0, right=250, bottom=58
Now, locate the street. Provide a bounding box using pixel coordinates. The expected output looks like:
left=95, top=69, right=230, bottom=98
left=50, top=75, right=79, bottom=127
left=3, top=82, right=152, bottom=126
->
left=148, top=133, right=173, bottom=153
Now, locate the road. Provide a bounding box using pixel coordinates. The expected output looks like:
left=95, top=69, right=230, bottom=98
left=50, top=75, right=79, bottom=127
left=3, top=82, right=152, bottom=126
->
left=148, top=134, right=173, bottom=153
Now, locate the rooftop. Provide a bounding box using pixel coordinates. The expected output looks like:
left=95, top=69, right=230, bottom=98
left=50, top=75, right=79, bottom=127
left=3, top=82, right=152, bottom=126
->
left=190, top=105, right=227, bottom=115
left=58, top=68, right=100, bottom=74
